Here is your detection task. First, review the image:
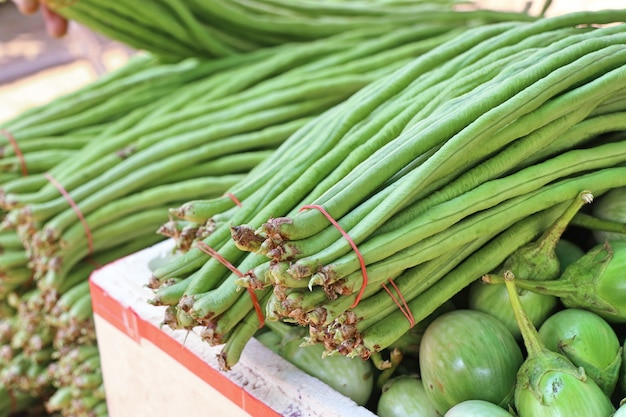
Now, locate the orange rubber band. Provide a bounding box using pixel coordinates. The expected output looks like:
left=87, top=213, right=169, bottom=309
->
left=196, top=241, right=242, bottom=277
left=85, top=257, right=102, bottom=268
left=381, top=278, right=415, bottom=327
left=195, top=241, right=264, bottom=328
left=225, top=192, right=242, bottom=207
left=300, top=204, right=368, bottom=308
left=44, top=173, right=94, bottom=255
left=1, top=129, right=28, bottom=176
left=245, top=286, right=264, bottom=328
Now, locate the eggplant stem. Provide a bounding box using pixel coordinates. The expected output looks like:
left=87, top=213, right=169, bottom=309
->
left=571, top=211, right=626, bottom=234
left=375, top=348, right=403, bottom=389
left=502, top=270, right=545, bottom=358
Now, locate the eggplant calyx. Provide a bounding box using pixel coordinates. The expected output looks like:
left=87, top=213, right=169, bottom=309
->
left=521, top=355, right=588, bottom=403
left=492, top=243, right=618, bottom=316
left=502, top=190, right=592, bottom=281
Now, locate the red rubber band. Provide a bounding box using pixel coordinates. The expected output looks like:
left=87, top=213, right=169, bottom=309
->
left=225, top=192, right=242, bottom=207
left=300, top=204, right=367, bottom=308
left=381, top=278, right=415, bottom=328
left=44, top=173, right=94, bottom=255
left=196, top=241, right=243, bottom=278
left=195, top=241, right=264, bottom=328
left=85, top=257, right=102, bottom=268
left=1, top=129, right=28, bottom=176
left=245, top=286, right=264, bottom=328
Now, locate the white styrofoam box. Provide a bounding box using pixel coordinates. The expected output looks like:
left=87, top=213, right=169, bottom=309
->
left=90, top=239, right=377, bottom=417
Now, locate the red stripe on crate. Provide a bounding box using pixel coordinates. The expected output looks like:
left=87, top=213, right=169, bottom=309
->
left=89, top=277, right=280, bottom=417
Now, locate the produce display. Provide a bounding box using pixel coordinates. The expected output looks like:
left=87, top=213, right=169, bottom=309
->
left=1, top=1, right=626, bottom=416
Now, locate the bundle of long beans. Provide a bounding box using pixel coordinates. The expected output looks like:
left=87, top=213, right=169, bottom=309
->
left=45, top=343, right=106, bottom=417
left=1, top=17, right=503, bottom=415
left=0, top=53, right=248, bottom=294
left=149, top=10, right=626, bottom=371
left=0, top=45, right=285, bottom=416
left=46, top=0, right=533, bottom=61
left=1, top=53, right=250, bottom=415
left=0, top=239, right=162, bottom=416
left=0, top=53, right=241, bottom=185
left=3, top=20, right=482, bottom=294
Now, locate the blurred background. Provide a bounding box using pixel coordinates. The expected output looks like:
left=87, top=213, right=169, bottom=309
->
left=0, top=0, right=621, bottom=124
left=0, top=1, right=134, bottom=123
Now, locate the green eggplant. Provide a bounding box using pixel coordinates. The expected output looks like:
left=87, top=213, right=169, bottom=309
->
left=502, top=191, right=591, bottom=281
left=377, top=375, right=441, bottom=417
left=538, top=308, right=622, bottom=396
left=419, top=309, right=523, bottom=415
left=467, top=191, right=588, bottom=339
left=444, top=400, right=513, bottom=416
left=554, top=239, right=585, bottom=272
left=501, top=271, right=615, bottom=417
left=468, top=279, right=556, bottom=340
left=257, top=321, right=374, bottom=406
left=496, top=241, right=626, bottom=324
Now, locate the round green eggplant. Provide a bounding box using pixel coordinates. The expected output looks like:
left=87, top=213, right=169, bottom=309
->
left=468, top=280, right=556, bottom=340
left=515, top=355, right=616, bottom=417
left=538, top=308, right=622, bottom=396
left=564, top=241, right=626, bottom=323
left=500, top=273, right=615, bottom=417
left=467, top=238, right=581, bottom=340
left=256, top=323, right=374, bottom=406
left=500, top=191, right=591, bottom=283
left=419, top=309, right=523, bottom=414
left=444, top=400, right=513, bottom=416
left=281, top=337, right=374, bottom=406
left=377, top=375, right=441, bottom=417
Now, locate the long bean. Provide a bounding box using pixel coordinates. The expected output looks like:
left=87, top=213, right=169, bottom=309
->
left=157, top=13, right=626, bottom=371
left=305, top=164, right=626, bottom=361
left=266, top=70, right=626, bottom=280
left=247, top=60, right=606, bottom=265
left=343, top=205, right=565, bottom=359
left=312, top=144, right=624, bottom=286
left=9, top=22, right=448, bottom=214
left=262, top=28, right=626, bottom=246
left=0, top=22, right=492, bottom=405
left=266, top=55, right=624, bottom=286
left=50, top=0, right=536, bottom=60
left=0, top=55, right=157, bottom=133
left=143, top=23, right=502, bottom=282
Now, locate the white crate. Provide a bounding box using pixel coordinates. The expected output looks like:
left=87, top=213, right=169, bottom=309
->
left=90, top=240, right=376, bottom=417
